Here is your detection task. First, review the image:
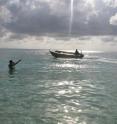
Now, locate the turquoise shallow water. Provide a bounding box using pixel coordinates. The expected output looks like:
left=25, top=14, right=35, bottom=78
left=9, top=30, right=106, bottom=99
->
left=0, top=49, right=117, bottom=124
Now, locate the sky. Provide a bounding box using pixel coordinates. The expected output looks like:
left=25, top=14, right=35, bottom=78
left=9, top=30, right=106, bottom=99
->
left=0, top=0, right=117, bottom=51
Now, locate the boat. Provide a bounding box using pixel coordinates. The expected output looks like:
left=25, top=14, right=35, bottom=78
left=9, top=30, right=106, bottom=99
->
left=49, top=50, right=84, bottom=58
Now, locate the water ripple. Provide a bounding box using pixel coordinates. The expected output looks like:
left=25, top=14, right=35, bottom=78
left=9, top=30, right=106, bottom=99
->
left=0, top=50, right=117, bottom=124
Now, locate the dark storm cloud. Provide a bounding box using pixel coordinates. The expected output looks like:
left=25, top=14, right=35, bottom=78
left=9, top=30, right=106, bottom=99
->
left=1, top=0, right=117, bottom=37
left=2, top=0, right=69, bottom=36
left=0, top=0, right=8, bottom=5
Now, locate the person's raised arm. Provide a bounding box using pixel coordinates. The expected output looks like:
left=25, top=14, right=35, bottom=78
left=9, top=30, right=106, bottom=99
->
left=14, top=59, right=21, bottom=65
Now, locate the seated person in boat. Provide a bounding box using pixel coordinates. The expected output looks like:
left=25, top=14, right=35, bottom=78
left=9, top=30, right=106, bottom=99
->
left=8, top=59, right=21, bottom=70
left=75, top=49, right=79, bottom=55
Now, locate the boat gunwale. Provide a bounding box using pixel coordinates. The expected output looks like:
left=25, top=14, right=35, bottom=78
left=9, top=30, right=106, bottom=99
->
left=50, top=50, right=84, bottom=58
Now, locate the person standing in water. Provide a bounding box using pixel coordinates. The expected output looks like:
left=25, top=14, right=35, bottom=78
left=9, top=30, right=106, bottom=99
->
left=8, top=59, right=21, bottom=70
left=75, top=49, right=79, bottom=55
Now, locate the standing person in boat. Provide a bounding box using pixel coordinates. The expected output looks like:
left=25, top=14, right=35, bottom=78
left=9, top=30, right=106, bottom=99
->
left=8, top=59, right=21, bottom=70
left=75, top=49, right=79, bottom=55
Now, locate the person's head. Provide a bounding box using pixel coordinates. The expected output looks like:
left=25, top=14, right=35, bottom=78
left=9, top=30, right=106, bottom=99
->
left=9, top=60, right=13, bottom=64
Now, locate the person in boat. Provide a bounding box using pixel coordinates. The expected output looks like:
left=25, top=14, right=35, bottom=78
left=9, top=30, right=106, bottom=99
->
left=8, top=59, right=21, bottom=70
left=75, top=49, right=79, bottom=55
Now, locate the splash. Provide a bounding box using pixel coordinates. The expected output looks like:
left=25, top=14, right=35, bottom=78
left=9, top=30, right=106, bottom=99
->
left=69, top=0, right=74, bottom=35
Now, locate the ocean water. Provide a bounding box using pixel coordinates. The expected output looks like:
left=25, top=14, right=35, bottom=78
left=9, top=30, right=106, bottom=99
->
left=0, top=49, right=117, bottom=124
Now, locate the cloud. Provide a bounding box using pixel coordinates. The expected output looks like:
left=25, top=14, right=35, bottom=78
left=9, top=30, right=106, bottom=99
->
left=1, top=0, right=117, bottom=51
left=0, top=6, right=12, bottom=24
left=103, top=0, right=117, bottom=8
left=110, top=13, right=117, bottom=25
left=2, top=0, right=69, bottom=36
left=0, top=0, right=117, bottom=36
left=0, top=0, right=8, bottom=5
left=1, top=35, right=117, bottom=51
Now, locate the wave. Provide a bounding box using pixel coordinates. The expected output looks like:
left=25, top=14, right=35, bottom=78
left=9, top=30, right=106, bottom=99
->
left=97, top=57, right=117, bottom=64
